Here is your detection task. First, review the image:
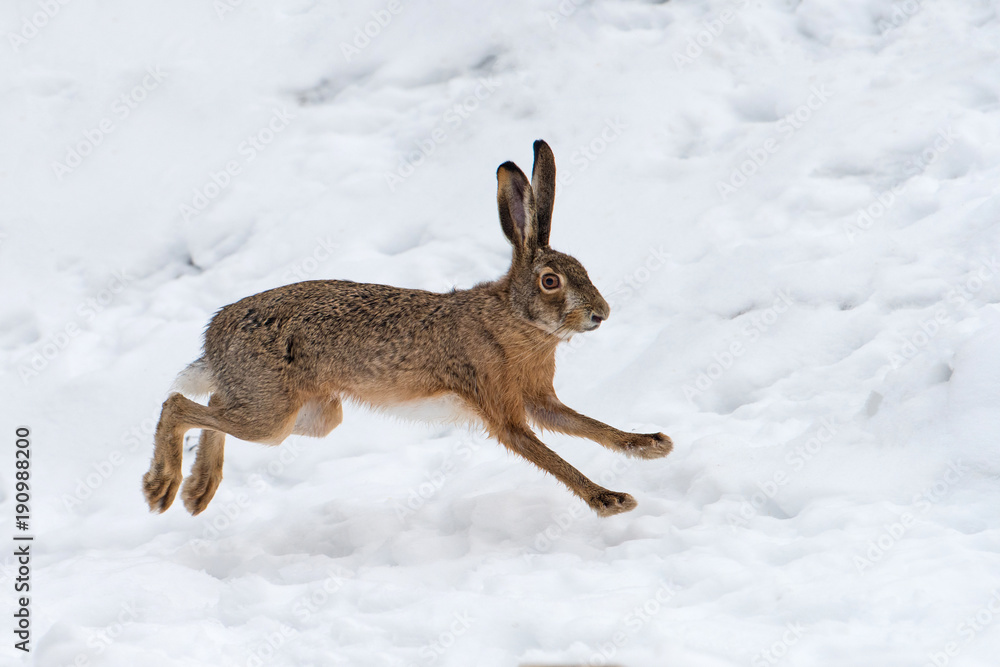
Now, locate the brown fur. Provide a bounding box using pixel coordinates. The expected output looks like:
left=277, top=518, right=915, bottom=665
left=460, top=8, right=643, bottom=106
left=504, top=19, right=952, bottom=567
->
left=143, top=140, right=671, bottom=518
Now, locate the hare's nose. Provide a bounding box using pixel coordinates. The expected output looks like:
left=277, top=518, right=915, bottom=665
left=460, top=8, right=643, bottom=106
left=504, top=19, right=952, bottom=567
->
left=591, top=297, right=610, bottom=322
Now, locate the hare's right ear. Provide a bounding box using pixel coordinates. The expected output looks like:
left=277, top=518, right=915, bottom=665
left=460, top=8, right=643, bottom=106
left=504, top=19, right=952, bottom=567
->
left=497, top=161, right=537, bottom=259
left=531, top=140, right=555, bottom=247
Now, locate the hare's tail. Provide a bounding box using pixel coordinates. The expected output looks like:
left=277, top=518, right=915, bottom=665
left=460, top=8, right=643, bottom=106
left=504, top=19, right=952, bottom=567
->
left=170, top=356, right=216, bottom=397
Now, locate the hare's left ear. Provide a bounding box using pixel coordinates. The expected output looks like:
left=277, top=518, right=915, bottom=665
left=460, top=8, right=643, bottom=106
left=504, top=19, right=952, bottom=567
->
left=531, top=140, right=556, bottom=247
left=497, top=161, right=537, bottom=259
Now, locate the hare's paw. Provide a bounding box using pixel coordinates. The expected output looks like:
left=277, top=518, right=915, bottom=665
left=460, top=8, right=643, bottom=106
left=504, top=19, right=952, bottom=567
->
left=589, top=490, right=637, bottom=517
left=182, top=471, right=222, bottom=516
left=143, top=467, right=182, bottom=513
left=621, top=432, right=673, bottom=459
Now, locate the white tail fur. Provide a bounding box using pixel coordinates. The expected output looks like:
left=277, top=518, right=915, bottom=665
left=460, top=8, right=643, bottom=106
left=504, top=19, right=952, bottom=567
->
left=170, top=357, right=216, bottom=397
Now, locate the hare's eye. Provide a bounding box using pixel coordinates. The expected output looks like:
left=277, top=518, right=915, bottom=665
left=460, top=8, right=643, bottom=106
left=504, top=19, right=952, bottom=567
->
left=541, top=273, right=561, bottom=290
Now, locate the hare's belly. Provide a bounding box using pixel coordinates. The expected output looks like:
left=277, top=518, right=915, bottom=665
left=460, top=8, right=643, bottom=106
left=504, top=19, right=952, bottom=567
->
left=375, top=393, right=481, bottom=426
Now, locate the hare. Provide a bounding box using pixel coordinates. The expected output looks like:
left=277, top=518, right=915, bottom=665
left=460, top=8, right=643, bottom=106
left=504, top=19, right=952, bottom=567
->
left=143, top=140, right=671, bottom=519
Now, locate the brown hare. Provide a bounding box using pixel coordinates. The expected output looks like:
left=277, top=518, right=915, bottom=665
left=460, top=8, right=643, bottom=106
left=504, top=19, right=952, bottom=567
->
left=143, top=140, right=671, bottom=519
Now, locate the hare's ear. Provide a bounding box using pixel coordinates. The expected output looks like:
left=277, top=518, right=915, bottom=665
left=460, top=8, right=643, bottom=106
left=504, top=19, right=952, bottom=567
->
left=497, top=161, right=537, bottom=258
left=531, top=140, right=555, bottom=247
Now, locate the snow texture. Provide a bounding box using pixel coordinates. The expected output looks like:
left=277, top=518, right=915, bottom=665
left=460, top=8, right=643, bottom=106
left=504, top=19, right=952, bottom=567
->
left=3, top=0, right=1000, bottom=665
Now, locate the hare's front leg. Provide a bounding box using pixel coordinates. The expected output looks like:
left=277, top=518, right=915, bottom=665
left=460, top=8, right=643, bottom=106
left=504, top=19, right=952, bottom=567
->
left=495, top=423, right=636, bottom=516
left=527, top=396, right=672, bottom=459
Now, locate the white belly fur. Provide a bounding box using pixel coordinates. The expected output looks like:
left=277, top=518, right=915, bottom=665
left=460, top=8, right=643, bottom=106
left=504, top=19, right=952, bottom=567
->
left=367, top=393, right=482, bottom=427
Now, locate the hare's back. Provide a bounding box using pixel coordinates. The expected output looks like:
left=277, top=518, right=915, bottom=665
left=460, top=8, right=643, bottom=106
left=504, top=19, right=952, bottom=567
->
left=209, top=279, right=447, bottom=335
left=203, top=280, right=454, bottom=372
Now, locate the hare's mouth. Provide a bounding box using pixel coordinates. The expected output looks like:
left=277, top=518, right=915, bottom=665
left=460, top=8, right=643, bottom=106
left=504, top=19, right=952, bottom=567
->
left=559, top=309, right=601, bottom=335
left=583, top=311, right=606, bottom=331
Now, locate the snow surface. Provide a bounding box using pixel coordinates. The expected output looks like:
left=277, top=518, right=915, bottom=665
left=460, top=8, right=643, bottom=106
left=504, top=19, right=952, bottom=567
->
left=3, top=0, right=1000, bottom=665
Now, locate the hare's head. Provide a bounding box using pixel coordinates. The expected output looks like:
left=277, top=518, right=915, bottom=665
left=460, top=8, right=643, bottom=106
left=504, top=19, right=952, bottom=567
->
left=496, top=140, right=610, bottom=339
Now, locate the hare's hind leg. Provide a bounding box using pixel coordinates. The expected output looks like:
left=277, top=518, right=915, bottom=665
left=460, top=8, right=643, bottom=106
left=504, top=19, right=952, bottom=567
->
left=143, top=393, right=189, bottom=513
left=181, top=395, right=226, bottom=516
left=143, top=391, right=300, bottom=514
left=181, top=429, right=225, bottom=515
left=179, top=395, right=341, bottom=515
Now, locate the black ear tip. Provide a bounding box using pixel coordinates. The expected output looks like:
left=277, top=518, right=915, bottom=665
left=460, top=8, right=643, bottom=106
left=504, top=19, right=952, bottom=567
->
left=497, top=161, right=529, bottom=182
left=533, top=139, right=550, bottom=155
left=497, top=160, right=519, bottom=177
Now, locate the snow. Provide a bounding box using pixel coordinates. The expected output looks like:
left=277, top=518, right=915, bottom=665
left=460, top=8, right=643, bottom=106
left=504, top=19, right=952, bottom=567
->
left=3, top=0, right=1000, bottom=665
